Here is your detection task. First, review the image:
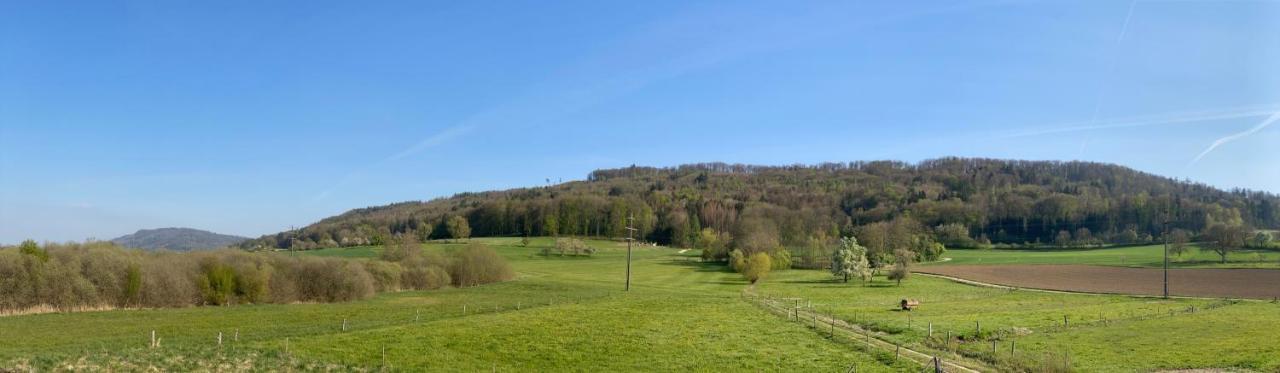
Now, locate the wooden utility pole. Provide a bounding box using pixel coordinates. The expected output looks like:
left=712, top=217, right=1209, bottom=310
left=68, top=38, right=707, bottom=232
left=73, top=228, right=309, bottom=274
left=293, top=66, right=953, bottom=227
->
left=1163, top=211, right=1170, bottom=299
left=625, top=214, right=637, bottom=291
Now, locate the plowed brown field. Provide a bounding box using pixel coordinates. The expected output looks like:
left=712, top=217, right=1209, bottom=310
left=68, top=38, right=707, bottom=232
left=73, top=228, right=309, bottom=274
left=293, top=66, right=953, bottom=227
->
left=917, top=264, right=1280, bottom=299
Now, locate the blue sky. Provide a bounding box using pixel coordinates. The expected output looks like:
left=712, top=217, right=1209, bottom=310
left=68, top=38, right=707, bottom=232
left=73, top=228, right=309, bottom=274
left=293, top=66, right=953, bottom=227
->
left=2, top=0, right=1278, bottom=243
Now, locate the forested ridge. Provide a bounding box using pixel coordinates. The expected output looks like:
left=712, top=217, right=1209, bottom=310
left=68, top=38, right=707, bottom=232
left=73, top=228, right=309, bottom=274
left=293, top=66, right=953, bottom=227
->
left=111, top=228, right=247, bottom=251
left=244, top=158, right=1280, bottom=255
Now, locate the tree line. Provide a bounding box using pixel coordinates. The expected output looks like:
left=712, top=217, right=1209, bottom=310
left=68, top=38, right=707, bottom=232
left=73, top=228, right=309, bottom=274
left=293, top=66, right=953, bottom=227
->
left=0, top=238, right=512, bottom=314
left=242, top=158, right=1280, bottom=261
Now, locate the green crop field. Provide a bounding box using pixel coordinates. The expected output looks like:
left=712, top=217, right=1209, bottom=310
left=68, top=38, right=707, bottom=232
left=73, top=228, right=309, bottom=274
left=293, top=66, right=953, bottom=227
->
left=932, top=243, right=1280, bottom=269
left=3, top=237, right=1278, bottom=372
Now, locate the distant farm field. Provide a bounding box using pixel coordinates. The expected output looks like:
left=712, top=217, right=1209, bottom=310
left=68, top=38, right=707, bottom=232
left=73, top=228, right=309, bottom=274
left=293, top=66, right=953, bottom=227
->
left=917, top=264, right=1280, bottom=299
left=935, top=244, right=1280, bottom=269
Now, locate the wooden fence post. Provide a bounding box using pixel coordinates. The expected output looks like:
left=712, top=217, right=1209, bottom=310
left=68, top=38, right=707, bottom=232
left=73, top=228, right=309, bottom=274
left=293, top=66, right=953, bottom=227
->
left=150, top=330, right=156, bottom=348
left=928, top=322, right=933, bottom=337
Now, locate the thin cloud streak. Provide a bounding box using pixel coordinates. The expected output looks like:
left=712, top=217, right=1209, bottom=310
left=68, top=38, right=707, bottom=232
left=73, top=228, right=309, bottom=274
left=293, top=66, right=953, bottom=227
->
left=386, top=125, right=475, bottom=162
left=1189, top=110, right=1280, bottom=166
left=1001, top=104, right=1280, bottom=139
left=1116, top=0, right=1138, bottom=43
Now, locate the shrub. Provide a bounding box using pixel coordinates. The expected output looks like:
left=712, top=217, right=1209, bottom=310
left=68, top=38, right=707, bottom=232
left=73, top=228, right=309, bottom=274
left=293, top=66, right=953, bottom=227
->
left=197, top=260, right=237, bottom=305
left=380, top=235, right=421, bottom=262
left=450, top=243, right=514, bottom=287
left=141, top=254, right=199, bottom=307
left=741, top=253, right=772, bottom=284
left=293, top=258, right=374, bottom=303
left=770, top=250, right=792, bottom=270
left=18, top=240, right=48, bottom=262
left=0, top=239, right=512, bottom=314
left=729, top=250, right=746, bottom=272
left=419, top=265, right=452, bottom=290
left=552, top=238, right=595, bottom=256
left=123, top=265, right=142, bottom=307
left=363, top=260, right=403, bottom=292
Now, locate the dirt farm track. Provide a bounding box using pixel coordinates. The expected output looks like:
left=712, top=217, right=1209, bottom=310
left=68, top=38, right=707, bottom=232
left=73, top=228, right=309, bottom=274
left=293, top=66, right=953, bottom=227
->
left=917, top=265, right=1280, bottom=299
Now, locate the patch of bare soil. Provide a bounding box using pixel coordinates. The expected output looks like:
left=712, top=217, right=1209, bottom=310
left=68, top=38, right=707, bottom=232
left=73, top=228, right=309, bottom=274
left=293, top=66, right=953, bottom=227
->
left=916, top=265, right=1280, bottom=299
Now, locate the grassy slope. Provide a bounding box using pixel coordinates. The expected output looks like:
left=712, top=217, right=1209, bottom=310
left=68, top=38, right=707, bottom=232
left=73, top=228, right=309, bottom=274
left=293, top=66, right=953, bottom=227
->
left=4, top=238, right=1278, bottom=371
left=932, top=243, right=1280, bottom=269
left=0, top=238, right=909, bottom=371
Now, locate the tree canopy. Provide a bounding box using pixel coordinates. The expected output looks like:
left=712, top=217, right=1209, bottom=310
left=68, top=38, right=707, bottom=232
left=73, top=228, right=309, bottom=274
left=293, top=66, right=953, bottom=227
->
left=242, top=159, right=1280, bottom=253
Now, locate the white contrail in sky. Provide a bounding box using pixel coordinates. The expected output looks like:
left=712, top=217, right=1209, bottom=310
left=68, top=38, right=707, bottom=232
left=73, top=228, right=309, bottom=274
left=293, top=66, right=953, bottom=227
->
left=1188, top=110, right=1280, bottom=166
left=1116, top=0, right=1138, bottom=43
left=1002, top=104, right=1280, bottom=139
left=386, top=125, right=475, bottom=162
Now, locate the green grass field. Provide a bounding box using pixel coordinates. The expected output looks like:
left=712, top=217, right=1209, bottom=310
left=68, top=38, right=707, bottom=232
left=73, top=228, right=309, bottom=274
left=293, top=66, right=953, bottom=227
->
left=0, top=238, right=912, bottom=372
left=3, top=237, right=1278, bottom=372
left=933, top=243, right=1280, bottom=269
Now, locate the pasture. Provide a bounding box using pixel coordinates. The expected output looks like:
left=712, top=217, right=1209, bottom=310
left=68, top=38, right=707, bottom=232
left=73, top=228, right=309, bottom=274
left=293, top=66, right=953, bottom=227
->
left=3, top=237, right=1278, bottom=372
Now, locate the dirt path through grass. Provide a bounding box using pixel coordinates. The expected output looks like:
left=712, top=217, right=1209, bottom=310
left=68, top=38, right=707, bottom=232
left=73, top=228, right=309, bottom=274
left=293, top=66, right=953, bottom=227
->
left=746, top=292, right=989, bottom=373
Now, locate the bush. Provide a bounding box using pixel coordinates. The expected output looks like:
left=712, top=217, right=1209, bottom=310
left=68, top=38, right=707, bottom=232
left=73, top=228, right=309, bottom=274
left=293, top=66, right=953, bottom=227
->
left=0, top=242, right=387, bottom=313
left=363, top=260, right=404, bottom=292
left=742, top=253, right=772, bottom=284
left=552, top=238, right=595, bottom=256
left=292, top=258, right=375, bottom=303
left=450, top=243, right=514, bottom=287
left=141, top=254, right=199, bottom=307
left=0, top=239, right=518, bottom=314
left=770, top=250, right=792, bottom=270
left=729, top=249, right=746, bottom=272
left=419, top=266, right=452, bottom=290
left=197, top=259, right=237, bottom=305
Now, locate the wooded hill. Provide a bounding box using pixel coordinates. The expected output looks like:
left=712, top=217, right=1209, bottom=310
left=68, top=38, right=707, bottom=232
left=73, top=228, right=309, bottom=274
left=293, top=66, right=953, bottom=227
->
left=242, top=158, right=1280, bottom=256
left=112, top=228, right=247, bottom=251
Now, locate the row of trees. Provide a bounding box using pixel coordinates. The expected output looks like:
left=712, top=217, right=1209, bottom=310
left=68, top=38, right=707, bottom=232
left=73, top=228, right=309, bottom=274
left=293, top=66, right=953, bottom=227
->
left=242, top=159, right=1280, bottom=256
left=0, top=239, right=512, bottom=313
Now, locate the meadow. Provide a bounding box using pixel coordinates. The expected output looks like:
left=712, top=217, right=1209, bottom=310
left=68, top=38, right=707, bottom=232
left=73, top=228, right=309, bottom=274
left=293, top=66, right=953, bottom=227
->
left=0, top=238, right=911, bottom=372
left=3, top=238, right=1278, bottom=372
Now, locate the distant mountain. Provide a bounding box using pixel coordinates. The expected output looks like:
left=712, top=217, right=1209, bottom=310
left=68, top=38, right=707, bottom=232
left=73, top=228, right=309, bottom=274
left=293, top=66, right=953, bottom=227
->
left=111, top=228, right=248, bottom=251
